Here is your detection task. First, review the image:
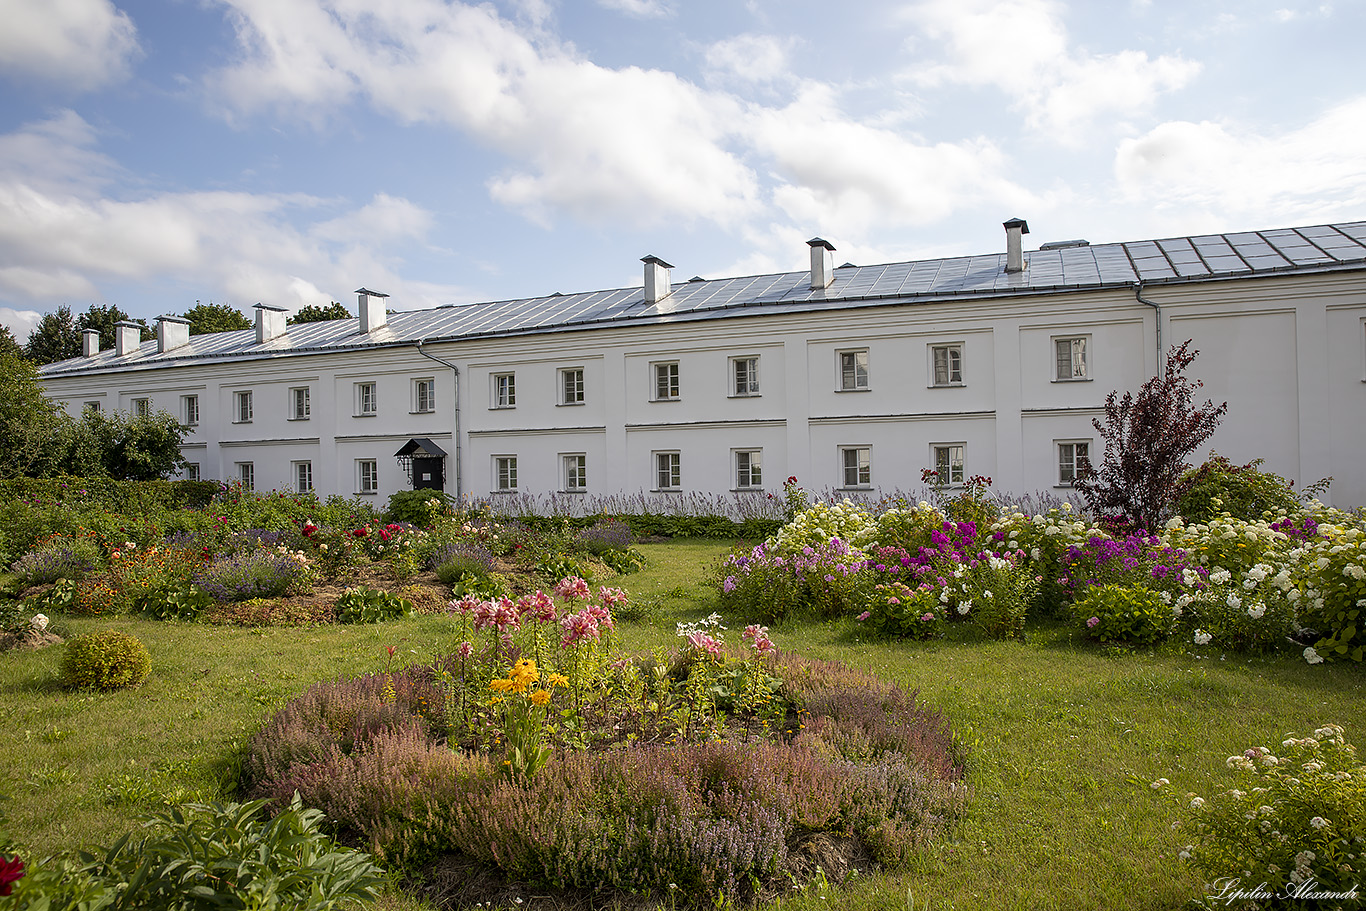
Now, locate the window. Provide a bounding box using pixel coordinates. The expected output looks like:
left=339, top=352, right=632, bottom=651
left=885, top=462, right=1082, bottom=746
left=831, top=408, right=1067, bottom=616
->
left=732, top=357, right=760, bottom=397
left=560, top=368, right=585, bottom=405
left=562, top=454, right=587, bottom=492
left=1054, top=336, right=1089, bottom=381
left=290, top=387, right=311, bottom=420
left=356, top=382, right=377, bottom=416
left=838, top=349, right=869, bottom=391
left=132, top=397, right=149, bottom=417
left=1058, top=441, right=1091, bottom=486
left=182, top=395, right=199, bottom=426
left=931, top=344, right=963, bottom=386
left=294, top=461, right=313, bottom=493
left=735, top=449, right=763, bottom=489
left=653, top=362, right=680, bottom=401
left=414, top=378, right=435, bottom=413
left=237, top=462, right=254, bottom=490
left=234, top=391, right=253, bottom=423
left=185, top=463, right=200, bottom=482
left=84, top=401, right=101, bottom=414
left=840, top=447, right=871, bottom=488
left=357, top=459, right=379, bottom=494
left=655, top=452, right=681, bottom=490
left=494, top=456, right=518, bottom=492
left=932, top=444, right=965, bottom=486
left=492, top=373, right=516, bottom=409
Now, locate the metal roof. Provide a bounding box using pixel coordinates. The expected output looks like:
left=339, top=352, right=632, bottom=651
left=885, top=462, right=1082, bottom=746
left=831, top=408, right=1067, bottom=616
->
left=40, top=219, right=1366, bottom=378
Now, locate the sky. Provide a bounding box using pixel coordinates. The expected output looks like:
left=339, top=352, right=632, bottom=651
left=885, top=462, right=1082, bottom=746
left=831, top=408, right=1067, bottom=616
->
left=0, top=0, right=1363, bottom=341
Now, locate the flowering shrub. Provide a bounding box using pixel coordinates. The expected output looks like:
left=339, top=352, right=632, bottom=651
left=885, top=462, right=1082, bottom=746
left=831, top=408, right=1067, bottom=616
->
left=1172, top=454, right=1303, bottom=523
left=1174, top=724, right=1366, bottom=906
left=192, top=548, right=314, bottom=602
left=772, top=499, right=874, bottom=553
left=1180, top=564, right=1298, bottom=653
left=718, top=538, right=869, bottom=621
left=1074, top=584, right=1172, bottom=647
left=859, top=581, right=943, bottom=640
left=11, top=533, right=103, bottom=586
left=1296, top=515, right=1366, bottom=663
left=988, top=505, right=1100, bottom=616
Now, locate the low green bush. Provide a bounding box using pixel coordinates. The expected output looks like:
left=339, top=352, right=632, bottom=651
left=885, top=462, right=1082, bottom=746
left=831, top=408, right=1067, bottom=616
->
left=60, top=629, right=151, bottom=690
left=335, top=587, right=413, bottom=624
left=1075, top=584, right=1172, bottom=648
left=1172, top=454, right=1303, bottom=523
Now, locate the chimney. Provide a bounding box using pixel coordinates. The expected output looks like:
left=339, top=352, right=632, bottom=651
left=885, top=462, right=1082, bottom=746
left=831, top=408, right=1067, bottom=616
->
left=641, top=256, right=673, bottom=304
left=82, top=328, right=100, bottom=357
left=808, top=237, right=836, bottom=290
left=356, top=287, right=389, bottom=333
left=254, top=304, right=288, bottom=343
left=115, top=320, right=142, bottom=357
left=1004, top=217, right=1030, bottom=273
left=156, top=315, right=190, bottom=353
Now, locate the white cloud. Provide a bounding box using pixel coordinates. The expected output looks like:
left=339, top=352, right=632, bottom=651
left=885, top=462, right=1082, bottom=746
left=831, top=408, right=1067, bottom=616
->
left=596, top=0, right=672, bottom=18
left=0, top=306, right=44, bottom=344
left=903, top=0, right=1200, bottom=140
left=703, top=33, right=796, bottom=86
left=0, top=0, right=140, bottom=90
left=209, top=0, right=758, bottom=226
left=0, top=113, right=459, bottom=315
left=1114, top=97, right=1366, bottom=224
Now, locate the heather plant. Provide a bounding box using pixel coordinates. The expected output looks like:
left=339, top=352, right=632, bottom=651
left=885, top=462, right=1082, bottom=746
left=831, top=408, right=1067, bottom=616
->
left=1075, top=340, right=1228, bottom=533
left=192, top=547, right=314, bottom=602
left=1075, top=584, right=1172, bottom=648
left=10, top=533, right=103, bottom=586
left=1170, top=724, right=1365, bottom=906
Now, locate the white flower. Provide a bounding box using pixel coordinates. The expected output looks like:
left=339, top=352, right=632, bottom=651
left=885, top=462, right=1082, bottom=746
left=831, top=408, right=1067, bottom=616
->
left=30, top=613, right=49, bottom=631
left=1226, top=592, right=1241, bottom=609
left=1194, top=630, right=1212, bottom=646
left=1311, top=816, right=1329, bottom=829
left=1190, top=796, right=1206, bottom=809
left=1150, top=778, right=1169, bottom=789
left=1248, top=605, right=1266, bottom=620
left=1304, top=646, right=1324, bottom=665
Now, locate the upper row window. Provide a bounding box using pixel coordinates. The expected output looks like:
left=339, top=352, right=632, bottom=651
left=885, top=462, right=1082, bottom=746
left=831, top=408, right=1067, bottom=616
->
left=653, top=362, right=680, bottom=401
left=1055, top=336, right=1089, bottom=381
left=492, top=373, right=516, bottom=409
left=839, top=349, right=869, bottom=391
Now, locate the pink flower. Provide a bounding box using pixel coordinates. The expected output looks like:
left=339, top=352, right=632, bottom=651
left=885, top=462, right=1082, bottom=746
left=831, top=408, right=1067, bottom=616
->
left=1087, top=616, right=1100, bottom=628
left=920, top=613, right=935, bottom=622
left=553, top=576, right=591, bottom=600
left=457, top=640, right=474, bottom=658
left=686, top=630, right=723, bottom=658
left=857, top=611, right=872, bottom=621
left=560, top=609, right=601, bottom=647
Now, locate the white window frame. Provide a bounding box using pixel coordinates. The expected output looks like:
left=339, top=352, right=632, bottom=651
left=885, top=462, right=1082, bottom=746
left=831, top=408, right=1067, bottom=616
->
left=237, top=461, right=254, bottom=490
left=1057, top=440, right=1092, bottom=487
left=182, top=394, right=199, bottom=426
left=84, top=401, right=101, bottom=414
left=837, top=349, right=870, bottom=391
left=131, top=397, right=150, bottom=417
left=1053, top=335, right=1091, bottom=382
left=654, top=451, right=681, bottom=490
left=234, top=391, right=253, bottom=424
left=734, top=449, right=763, bottom=490
left=559, top=367, right=585, bottom=406
left=491, top=373, right=516, bottom=409
left=357, top=459, right=379, bottom=494
left=731, top=356, right=760, bottom=397
left=494, top=455, right=518, bottom=492
left=562, top=453, right=587, bottom=492
left=652, top=362, right=680, bottom=401
left=290, top=386, right=311, bottom=421
left=840, top=446, right=871, bottom=489
left=355, top=382, right=378, bottom=416
left=294, top=460, right=313, bottom=494
left=185, top=463, right=200, bottom=482
left=931, top=443, right=966, bottom=486
left=929, top=343, right=964, bottom=387
left=413, top=378, right=436, bottom=414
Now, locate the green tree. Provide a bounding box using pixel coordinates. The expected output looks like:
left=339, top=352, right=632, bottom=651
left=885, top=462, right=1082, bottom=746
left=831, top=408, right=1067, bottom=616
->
left=24, top=305, right=80, bottom=364
left=183, top=301, right=251, bottom=335
left=77, top=304, right=152, bottom=350
left=55, top=409, right=188, bottom=480
left=0, top=325, right=23, bottom=360
left=0, top=351, right=69, bottom=476
left=289, top=301, right=351, bottom=324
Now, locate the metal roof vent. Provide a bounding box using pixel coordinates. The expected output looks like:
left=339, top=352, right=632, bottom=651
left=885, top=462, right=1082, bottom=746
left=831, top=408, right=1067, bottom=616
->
left=1004, top=217, right=1030, bottom=273
left=254, top=304, right=288, bottom=343
left=642, top=256, right=673, bottom=304
left=82, top=328, right=100, bottom=357
left=156, top=315, right=190, bottom=352
left=1039, top=239, right=1090, bottom=250
left=808, top=237, right=836, bottom=289
left=356, top=287, right=389, bottom=333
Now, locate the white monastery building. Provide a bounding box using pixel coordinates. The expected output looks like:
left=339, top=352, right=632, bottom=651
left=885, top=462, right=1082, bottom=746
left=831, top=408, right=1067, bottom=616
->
left=37, top=219, right=1366, bottom=509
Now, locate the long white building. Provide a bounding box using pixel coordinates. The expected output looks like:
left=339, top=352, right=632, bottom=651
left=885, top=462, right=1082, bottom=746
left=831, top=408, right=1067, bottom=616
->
left=37, top=219, right=1366, bottom=508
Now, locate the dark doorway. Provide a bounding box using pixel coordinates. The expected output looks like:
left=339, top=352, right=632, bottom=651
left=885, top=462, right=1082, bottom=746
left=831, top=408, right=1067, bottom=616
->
left=394, top=438, right=449, bottom=491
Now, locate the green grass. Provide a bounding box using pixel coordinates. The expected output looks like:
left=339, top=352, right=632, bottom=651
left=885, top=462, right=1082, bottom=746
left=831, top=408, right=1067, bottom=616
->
left=3, top=539, right=1365, bottom=911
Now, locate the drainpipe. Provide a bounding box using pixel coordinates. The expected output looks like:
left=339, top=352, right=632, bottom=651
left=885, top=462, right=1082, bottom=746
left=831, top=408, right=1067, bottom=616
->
left=1133, top=282, right=1163, bottom=368
left=415, top=339, right=462, bottom=500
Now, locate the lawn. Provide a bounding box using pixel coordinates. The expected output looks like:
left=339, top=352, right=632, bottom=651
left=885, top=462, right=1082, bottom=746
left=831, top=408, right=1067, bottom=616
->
left=3, top=538, right=1364, bottom=910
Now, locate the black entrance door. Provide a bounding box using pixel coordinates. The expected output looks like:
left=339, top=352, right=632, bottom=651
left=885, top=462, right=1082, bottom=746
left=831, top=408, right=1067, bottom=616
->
left=412, top=457, right=444, bottom=490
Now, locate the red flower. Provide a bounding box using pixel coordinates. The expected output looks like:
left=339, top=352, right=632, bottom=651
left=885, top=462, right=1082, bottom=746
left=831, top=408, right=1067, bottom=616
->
left=0, top=855, right=24, bottom=896
left=351, top=527, right=370, bottom=538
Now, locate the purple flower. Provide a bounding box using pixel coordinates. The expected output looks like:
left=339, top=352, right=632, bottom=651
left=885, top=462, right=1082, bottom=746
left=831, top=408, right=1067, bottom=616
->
left=1087, top=616, right=1100, bottom=628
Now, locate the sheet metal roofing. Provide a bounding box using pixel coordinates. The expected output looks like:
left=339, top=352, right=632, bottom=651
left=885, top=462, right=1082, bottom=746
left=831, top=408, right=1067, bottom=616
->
left=40, top=220, right=1366, bottom=378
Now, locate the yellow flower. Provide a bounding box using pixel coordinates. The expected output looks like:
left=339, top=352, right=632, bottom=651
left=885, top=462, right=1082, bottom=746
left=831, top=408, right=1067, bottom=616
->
left=489, top=677, right=517, bottom=693
left=511, top=658, right=539, bottom=686
left=547, top=673, right=569, bottom=688
left=529, top=689, right=551, bottom=706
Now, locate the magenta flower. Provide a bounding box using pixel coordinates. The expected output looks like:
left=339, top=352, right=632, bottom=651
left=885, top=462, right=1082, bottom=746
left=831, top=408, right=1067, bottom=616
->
left=857, top=611, right=871, bottom=621
left=1087, top=616, right=1100, bottom=628
left=554, top=576, right=591, bottom=600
